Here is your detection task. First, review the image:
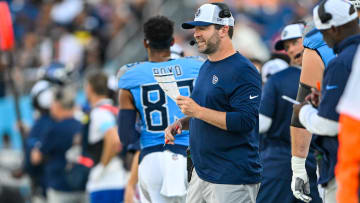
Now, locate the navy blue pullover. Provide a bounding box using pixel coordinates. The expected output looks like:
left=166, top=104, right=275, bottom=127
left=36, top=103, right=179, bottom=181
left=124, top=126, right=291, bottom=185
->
left=190, top=52, right=262, bottom=184
left=314, top=34, right=360, bottom=185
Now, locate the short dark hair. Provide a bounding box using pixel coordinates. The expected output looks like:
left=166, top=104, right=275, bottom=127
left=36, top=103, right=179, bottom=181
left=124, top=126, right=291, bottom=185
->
left=86, top=72, right=108, bottom=96
left=144, top=16, right=174, bottom=50
left=214, top=24, right=234, bottom=39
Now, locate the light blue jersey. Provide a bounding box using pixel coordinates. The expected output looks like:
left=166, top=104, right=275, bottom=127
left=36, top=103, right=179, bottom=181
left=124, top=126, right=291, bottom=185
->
left=303, top=28, right=336, bottom=68
left=118, top=57, right=203, bottom=149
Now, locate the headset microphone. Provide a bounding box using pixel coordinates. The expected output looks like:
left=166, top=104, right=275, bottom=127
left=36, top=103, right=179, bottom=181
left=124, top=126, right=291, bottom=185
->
left=189, top=40, right=197, bottom=46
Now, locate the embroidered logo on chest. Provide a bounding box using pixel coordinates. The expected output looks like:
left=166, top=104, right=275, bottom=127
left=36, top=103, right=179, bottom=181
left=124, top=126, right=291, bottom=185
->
left=212, top=75, right=218, bottom=85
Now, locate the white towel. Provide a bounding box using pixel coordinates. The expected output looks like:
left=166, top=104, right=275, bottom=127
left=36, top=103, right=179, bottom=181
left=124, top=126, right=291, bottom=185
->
left=160, top=150, right=187, bottom=197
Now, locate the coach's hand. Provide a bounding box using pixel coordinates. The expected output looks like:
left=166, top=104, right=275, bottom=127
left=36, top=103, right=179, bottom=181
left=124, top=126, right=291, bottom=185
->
left=305, top=88, right=321, bottom=107
left=176, top=96, right=202, bottom=118
left=164, top=120, right=182, bottom=145
left=291, top=156, right=312, bottom=202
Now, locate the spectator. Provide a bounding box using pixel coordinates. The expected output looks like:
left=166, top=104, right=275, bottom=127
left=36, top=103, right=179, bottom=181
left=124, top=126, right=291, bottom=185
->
left=25, top=79, right=56, bottom=203
left=84, top=72, right=125, bottom=203
left=30, top=86, right=86, bottom=203
left=260, top=54, right=289, bottom=83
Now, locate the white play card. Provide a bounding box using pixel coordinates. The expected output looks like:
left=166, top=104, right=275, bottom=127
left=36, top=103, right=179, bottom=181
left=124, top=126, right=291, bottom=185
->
left=153, top=73, right=180, bottom=101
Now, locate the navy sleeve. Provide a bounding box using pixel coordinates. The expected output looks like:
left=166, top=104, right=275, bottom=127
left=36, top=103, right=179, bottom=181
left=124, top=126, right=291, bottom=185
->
left=27, top=117, right=52, bottom=148
left=24, top=117, right=53, bottom=174
left=118, top=109, right=140, bottom=151
left=226, top=69, right=262, bottom=133
left=318, top=60, right=350, bottom=121
left=259, top=77, right=277, bottom=118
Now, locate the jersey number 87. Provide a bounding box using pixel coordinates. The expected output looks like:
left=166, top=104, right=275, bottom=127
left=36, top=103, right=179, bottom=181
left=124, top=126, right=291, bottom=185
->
left=141, top=79, right=194, bottom=131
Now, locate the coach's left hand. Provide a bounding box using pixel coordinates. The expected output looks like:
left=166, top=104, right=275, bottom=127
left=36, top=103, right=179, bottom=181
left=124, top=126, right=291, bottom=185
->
left=176, top=96, right=202, bottom=118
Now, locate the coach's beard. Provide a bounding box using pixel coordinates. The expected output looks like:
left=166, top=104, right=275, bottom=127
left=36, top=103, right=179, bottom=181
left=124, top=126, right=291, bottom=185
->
left=198, top=35, right=221, bottom=55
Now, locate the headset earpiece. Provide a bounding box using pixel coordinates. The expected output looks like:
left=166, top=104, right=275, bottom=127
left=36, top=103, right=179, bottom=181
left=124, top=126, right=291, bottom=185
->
left=211, top=3, right=232, bottom=18
left=318, top=0, right=332, bottom=23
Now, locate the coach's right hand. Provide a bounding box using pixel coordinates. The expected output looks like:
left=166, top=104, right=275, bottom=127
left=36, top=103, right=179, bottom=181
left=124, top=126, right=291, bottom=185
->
left=164, top=120, right=182, bottom=145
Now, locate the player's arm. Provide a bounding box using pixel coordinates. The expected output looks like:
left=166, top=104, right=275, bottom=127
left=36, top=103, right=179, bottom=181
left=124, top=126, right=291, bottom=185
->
left=291, top=48, right=324, bottom=158
left=118, top=89, right=139, bottom=149
left=124, top=150, right=140, bottom=203
left=290, top=48, right=325, bottom=203
left=299, top=48, right=324, bottom=88
left=118, top=88, right=141, bottom=203
left=298, top=59, right=346, bottom=136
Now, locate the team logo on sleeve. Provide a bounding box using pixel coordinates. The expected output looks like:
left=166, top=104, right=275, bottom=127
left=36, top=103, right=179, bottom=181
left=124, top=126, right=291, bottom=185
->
left=212, top=75, right=218, bottom=84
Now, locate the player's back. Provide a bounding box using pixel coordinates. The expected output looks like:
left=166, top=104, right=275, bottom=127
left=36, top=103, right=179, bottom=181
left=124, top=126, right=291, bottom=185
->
left=118, top=57, right=203, bottom=149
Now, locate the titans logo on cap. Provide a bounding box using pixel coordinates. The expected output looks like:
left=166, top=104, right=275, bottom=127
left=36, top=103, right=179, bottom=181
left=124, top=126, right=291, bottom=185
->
left=282, top=30, right=288, bottom=38
left=195, top=8, right=201, bottom=17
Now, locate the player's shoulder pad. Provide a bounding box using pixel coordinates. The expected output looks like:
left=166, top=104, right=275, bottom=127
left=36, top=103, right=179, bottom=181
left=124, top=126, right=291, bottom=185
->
left=303, top=24, right=326, bottom=50
left=116, top=62, right=144, bottom=80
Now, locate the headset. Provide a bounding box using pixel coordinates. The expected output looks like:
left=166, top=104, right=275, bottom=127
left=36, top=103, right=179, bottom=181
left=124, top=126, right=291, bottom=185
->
left=349, top=0, right=360, bottom=9
left=318, top=0, right=332, bottom=24
left=211, top=2, right=232, bottom=18
left=318, top=0, right=356, bottom=24
left=190, top=3, right=232, bottom=46
left=31, top=80, right=54, bottom=113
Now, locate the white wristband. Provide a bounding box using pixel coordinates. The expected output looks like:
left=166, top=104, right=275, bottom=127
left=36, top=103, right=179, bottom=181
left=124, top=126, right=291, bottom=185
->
left=291, top=156, right=306, bottom=172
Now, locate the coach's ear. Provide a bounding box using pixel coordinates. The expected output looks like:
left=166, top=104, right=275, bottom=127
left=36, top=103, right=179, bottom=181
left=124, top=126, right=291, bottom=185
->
left=219, top=25, right=229, bottom=39
left=144, top=39, right=150, bottom=48
left=170, top=37, right=175, bottom=46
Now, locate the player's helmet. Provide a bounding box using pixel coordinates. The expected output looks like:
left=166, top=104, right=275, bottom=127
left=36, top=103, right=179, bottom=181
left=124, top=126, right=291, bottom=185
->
left=42, top=62, right=73, bottom=85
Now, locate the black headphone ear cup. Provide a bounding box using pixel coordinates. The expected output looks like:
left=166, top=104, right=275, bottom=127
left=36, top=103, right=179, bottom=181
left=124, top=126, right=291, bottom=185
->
left=318, top=0, right=332, bottom=23
left=219, top=10, right=224, bottom=18
left=212, top=2, right=231, bottom=18
left=221, top=10, right=231, bottom=18
left=36, top=88, right=54, bottom=109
